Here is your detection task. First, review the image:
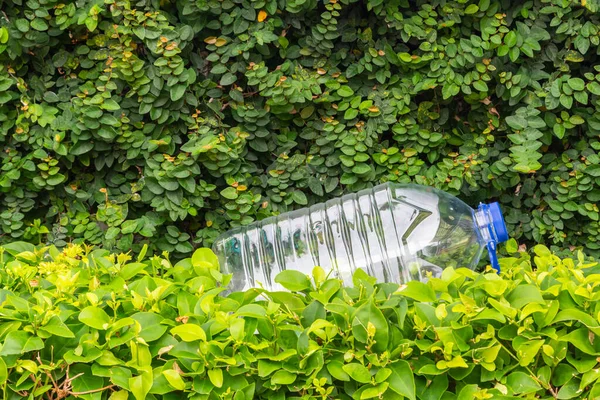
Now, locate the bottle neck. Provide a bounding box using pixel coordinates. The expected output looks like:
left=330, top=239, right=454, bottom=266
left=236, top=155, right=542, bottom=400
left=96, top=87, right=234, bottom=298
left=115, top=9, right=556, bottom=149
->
left=474, top=206, right=500, bottom=244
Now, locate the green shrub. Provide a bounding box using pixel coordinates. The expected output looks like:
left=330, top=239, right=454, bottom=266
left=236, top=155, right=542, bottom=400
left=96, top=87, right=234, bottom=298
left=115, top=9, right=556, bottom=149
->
left=3, top=0, right=600, bottom=256
left=0, top=240, right=600, bottom=399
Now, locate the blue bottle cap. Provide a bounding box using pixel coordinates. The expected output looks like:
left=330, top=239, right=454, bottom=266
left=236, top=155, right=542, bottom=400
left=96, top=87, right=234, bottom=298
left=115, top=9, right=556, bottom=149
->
left=488, top=202, right=509, bottom=243
left=477, top=202, right=509, bottom=274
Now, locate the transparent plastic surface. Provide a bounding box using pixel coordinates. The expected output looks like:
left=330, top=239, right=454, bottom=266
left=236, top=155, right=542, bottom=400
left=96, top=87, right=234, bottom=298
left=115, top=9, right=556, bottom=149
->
left=212, top=183, right=486, bottom=292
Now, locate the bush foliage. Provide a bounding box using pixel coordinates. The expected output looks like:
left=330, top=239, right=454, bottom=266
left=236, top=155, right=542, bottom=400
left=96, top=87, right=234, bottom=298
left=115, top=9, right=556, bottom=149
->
left=1, top=240, right=600, bottom=399
left=3, top=0, right=600, bottom=256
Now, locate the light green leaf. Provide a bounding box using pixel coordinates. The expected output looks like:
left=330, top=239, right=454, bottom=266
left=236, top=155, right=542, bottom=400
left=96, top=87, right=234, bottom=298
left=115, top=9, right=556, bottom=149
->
left=342, top=363, right=371, bottom=384
left=388, top=360, right=416, bottom=400
left=398, top=281, right=437, bottom=303
left=129, top=370, right=153, bottom=400
left=567, top=78, right=585, bottom=91
left=162, top=369, right=186, bottom=390
left=207, top=368, right=223, bottom=388
left=170, top=324, right=206, bottom=342
left=352, top=300, right=389, bottom=352
left=505, top=31, right=517, bottom=47
left=192, top=248, right=219, bottom=270
left=39, top=316, right=75, bottom=338
left=337, top=86, right=355, bottom=97
left=464, top=4, right=479, bottom=14
left=30, top=18, right=49, bottom=31
left=220, top=187, right=238, bottom=200
left=506, top=284, right=545, bottom=309
left=275, top=270, right=312, bottom=291
left=271, top=370, right=296, bottom=385
left=236, top=304, right=267, bottom=318
left=131, top=312, right=167, bottom=342
left=0, top=357, right=6, bottom=385
left=0, top=331, right=44, bottom=356
left=507, top=371, right=541, bottom=394
left=79, top=306, right=112, bottom=330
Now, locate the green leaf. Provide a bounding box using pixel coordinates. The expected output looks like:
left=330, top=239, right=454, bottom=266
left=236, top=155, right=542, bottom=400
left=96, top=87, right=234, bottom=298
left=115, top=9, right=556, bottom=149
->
left=0, top=331, right=44, bottom=356
left=506, top=115, right=528, bottom=130
left=560, top=328, right=600, bottom=355
left=457, top=385, right=479, bottom=400
left=170, top=84, right=187, bottom=101
left=46, top=173, right=66, bottom=186
left=192, top=248, right=219, bottom=270
left=556, top=379, right=582, bottom=399
left=221, top=187, right=238, bottom=200
left=102, top=99, right=121, bottom=111
left=586, top=165, right=600, bottom=177
left=131, top=312, right=167, bottom=342
left=208, top=368, right=224, bottom=388
left=560, top=94, right=573, bottom=109
left=360, top=382, right=390, bottom=399
left=275, top=270, right=312, bottom=291
left=162, top=370, right=186, bottom=390
left=352, top=300, right=389, bottom=352
left=344, top=108, right=359, bottom=120
left=300, top=106, right=315, bottom=119
left=398, top=281, right=437, bottom=302
left=171, top=324, right=206, bottom=342
left=506, top=371, right=541, bottom=394
left=129, top=370, right=153, bottom=400
left=30, top=18, right=49, bottom=31
left=0, top=78, right=12, bottom=93
left=516, top=339, right=544, bottom=366
left=342, top=363, right=371, bottom=383
left=236, top=304, right=267, bottom=318
left=506, top=284, right=545, bottom=308
left=464, top=4, right=479, bottom=14
left=473, top=80, right=488, bottom=92
left=337, top=86, right=355, bottom=97
left=15, top=19, right=29, bottom=32
left=271, top=370, right=296, bottom=385
left=567, top=78, right=585, bottom=91
left=292, top=190, right=308, bottom=205
left=0, top=357, right=7, bottom=385
left=179, top=176, right=196, bottom=193
left=505, top=31, right=517, bottom=47
left=39, top=316, right=75, bottom=338
left=132, top=26, right=146, bottom=39
left=388, top=360, right=416, bottom=400
left=352, top=163, right=371, bottom=175
left=220, top=73, right=237, bottom=86
left=70, top=365, right=106, bottom=400
left=588, top=81, right=600, bottom=95
left=79, top=306, right=112, bottom=330
left=569, top=115, right=585, bottom=125
left=70, top=141, right=94, bottom=156
left=327, top=361, right=351, bottom=381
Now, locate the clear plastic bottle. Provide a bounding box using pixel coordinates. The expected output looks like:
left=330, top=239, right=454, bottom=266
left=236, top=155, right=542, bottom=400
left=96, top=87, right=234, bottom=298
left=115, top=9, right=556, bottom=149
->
left=212, top=182, right=508, bottom=292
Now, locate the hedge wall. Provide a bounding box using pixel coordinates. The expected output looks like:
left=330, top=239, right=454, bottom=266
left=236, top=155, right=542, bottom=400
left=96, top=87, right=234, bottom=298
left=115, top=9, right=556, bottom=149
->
left=3, top=0, right=600, bottom=256
left=1, top=241, right=600, bottom=399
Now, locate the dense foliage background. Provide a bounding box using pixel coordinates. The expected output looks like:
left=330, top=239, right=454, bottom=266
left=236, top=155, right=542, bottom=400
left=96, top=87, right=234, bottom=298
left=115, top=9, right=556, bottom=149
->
left=1, top=241, right=600, bottom=399
left=3, top=0, right=600, bottom=257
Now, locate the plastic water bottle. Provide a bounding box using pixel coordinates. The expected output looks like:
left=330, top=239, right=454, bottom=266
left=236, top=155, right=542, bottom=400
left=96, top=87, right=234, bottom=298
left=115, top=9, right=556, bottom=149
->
left=212, top=182, right=508, bottom=292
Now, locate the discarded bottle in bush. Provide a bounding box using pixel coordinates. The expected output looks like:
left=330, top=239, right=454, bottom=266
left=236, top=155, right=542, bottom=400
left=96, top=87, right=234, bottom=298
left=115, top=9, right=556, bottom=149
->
left=212, top=182, right=508, bottom=292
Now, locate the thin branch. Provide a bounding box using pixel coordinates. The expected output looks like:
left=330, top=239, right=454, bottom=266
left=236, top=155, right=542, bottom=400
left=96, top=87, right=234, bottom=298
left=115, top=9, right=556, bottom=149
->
left=71, top=384, right=116, bottom=396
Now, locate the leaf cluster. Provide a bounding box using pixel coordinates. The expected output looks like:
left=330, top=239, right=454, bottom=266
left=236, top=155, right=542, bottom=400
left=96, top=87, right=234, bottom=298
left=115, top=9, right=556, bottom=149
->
left=1, top=240, right=600, bottom=399
left=3, top=0, right=600, bottom=256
